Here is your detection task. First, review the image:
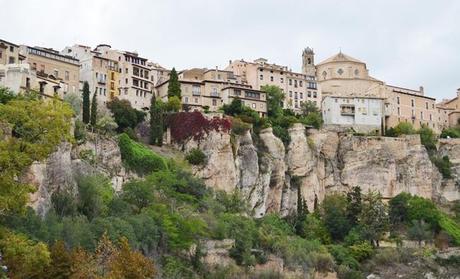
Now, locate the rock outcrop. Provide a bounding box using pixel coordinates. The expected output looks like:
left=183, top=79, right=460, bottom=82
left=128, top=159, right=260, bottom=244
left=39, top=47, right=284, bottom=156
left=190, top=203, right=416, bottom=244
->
left=183, top=123, right=460, bottom=217
left=24, top=135, right=129, bottom=216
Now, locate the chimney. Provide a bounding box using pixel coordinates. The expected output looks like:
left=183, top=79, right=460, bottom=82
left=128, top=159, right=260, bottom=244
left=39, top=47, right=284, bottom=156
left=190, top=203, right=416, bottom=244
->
left=457, top=88, right=460, bottom=98
left=419, top=86, right=424, bottom=94
left=229, top=60, right=232, bottom=65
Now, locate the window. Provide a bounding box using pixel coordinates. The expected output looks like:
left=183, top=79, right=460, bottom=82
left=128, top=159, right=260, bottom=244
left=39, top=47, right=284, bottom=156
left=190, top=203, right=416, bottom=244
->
left=8, top=56, right=15, bottom=64
left=195, top=98, right=198, bottom=103
left=280, top=77, right=284, bottom=83
left=299, top=81, right=303, bottom=87
left=252, top=103, right=256, bottom=109
left=295, top=92, right=298, bottom=99
left=397, top=107, right=400, bottom=115
left=289, top=79, right=292, bottom=85
left=192, top=85, right=201, bottom=96
left=54, top=70, right=59, bottom=78
left=397, top=96, right=400, bottom=104
left=425, top=102, right=428, bottom=109
left=313, top=92, right=317, bottom=98
left=260, top=74, right=263, bottom=80
left=341, top=105, right=355, bottom=115
left=234, top=89, right=241, bottom=96
left=421, top=111, right=423, bottom=120
left=9, top=46, right=14, bottom=52
left=184, top=96, right=189, bottom=103
left=307, top=91, right=311, bottom=98
left=270, top=76, right=274, bottom=81
left=65, top=71, right=69, bottom=81
left=212, top=99, right=217, bottom=106
left=411, top=99, right=414, bottom=107
left=289, top=91, right=292, bottom=98
left=300, top=92, right=303, bottom=99
left=211, top=87, right=218, bottom=96
left=0, top=50, right=2, bottom=58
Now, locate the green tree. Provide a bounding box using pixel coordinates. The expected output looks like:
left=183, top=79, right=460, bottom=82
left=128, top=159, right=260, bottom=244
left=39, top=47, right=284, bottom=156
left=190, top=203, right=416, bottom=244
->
left=149, top=95, right=165, bottom=146
left=90, top=91, right=98, bottom=127
left=167, top=67, right=181, bottom=98
left=359, top=191, right=389, bottom=247
left=300, top=100, right=319, bottom=116
left=0, top=86, right=16, bottom=104
left=418, top=125, right=437, bottom=152
left=166, top=96, right=181, bottom=112
left=107, top=98, right=145, bottom=133
left=82, top=81, right=90, bottom=124
left=321, top=194, right=351, bottom=241
left=63, top=92, right=82, bottom=117
left=389, top=192, right=411, bottom=227
left=408, top=219, right=433, bottom=246
left=0, top=231, right=51, bottom=279
left=346, top=186, right=362, bottom=227
left=261, top=85, right=284, bottom=118
left=122, top=180, right=156, bottom=212
left=77, top=175, right=114, bottom=220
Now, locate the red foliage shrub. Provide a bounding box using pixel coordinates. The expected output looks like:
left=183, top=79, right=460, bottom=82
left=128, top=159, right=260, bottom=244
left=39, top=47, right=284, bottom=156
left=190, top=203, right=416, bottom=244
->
left=168, top=111, right=231, bottom=143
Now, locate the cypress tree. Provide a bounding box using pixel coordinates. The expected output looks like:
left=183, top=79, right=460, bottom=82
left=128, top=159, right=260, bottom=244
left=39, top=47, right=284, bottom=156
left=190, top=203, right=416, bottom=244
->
left=82, top=81, right=91, bottom=124
left=150, top=95, right=164, bottom=146
left=90, top=91, right=98, bottom=127
left=167, top=67, right=181, bottom=98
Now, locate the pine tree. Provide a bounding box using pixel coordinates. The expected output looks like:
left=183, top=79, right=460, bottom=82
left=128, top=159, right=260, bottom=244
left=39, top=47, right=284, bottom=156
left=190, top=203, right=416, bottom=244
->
left=90, top=91, right=98, bottom=127
left=167, top=67, right=181, bottom=98
left=149, top=95, right=164, bottom=146
left=346, top=186, right=362, bottom=226
left=82, top=82, right=91, bottom=124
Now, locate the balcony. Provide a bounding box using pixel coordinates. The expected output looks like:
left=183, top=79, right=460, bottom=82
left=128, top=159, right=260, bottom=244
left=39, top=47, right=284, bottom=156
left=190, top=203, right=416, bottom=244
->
left=192, top=91, right=201, bottom=96
left=97, top=78, right=106, bottom=85
left=340, top=105, right=355, bottom=116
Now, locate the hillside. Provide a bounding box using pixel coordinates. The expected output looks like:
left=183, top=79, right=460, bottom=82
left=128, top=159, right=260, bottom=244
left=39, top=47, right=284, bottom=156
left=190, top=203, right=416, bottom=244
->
left=0, top=89, right=460, bottom=278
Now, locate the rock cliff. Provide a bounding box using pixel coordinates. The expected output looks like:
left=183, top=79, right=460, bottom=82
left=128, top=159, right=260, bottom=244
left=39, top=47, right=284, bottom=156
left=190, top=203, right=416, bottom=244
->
left=180, top=123, right=460, bottom=216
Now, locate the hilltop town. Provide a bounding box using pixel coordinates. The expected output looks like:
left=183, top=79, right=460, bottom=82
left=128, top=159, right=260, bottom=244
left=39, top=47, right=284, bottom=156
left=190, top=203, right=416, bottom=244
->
left=2, top=38, right=459, bottom=134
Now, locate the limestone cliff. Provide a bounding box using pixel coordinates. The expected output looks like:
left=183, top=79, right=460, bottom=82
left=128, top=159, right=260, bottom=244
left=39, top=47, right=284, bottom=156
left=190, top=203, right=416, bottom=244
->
left=23, top=135, right=130, bottom=216
left=183, top=123, right=460, bottom=216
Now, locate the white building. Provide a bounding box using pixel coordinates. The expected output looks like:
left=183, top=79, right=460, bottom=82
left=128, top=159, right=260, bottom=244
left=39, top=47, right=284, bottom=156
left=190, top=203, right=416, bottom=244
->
left=322, top=96, right=384, bottom=133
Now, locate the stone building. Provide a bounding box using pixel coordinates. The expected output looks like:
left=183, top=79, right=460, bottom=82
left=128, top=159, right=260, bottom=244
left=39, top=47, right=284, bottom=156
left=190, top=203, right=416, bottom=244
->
left=62, top=45, right=119, bottom=105
left=0, top=39, right=21, bottom=65
left=155, top=68, right=267, bottom=116
left=316, top=51, right=442, bottom=132
left=225, top=51, right=320, bottom=112
left=19, top=45, right=80, bottom=98
left=436, top=88, right=460, bottom=128
left=93, top=44, right=153, bottom=110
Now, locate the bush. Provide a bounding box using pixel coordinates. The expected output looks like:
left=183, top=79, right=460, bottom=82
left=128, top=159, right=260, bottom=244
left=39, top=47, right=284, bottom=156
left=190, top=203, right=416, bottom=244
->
left=74, top=119, right=87, bottom=143
left=308, top=251, right=335, bottom=273
left=77, top=175, right=114, bottom=220
left=431, top=155, right=452, bottom=178
left=231, top=117, right=252, bottom=135
left=118, top=133, right=168, bottom=175
left=348, top=242, right=373, bottom=262
left=418, top=125, right=437, bottom=152
left=107, top=98, right=145, bottom=133
left=328, top=245, right=359, bottom=269
left=440, top=128, right=460, bottom=139
left=393, top=122, right=416, bottom=136
left=185, top=148, right=207, bottom=165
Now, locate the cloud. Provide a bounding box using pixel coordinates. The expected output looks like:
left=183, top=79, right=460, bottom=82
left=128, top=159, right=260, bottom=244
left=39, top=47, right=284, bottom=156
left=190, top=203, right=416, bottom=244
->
left=1, top=0, right=459, bottom=99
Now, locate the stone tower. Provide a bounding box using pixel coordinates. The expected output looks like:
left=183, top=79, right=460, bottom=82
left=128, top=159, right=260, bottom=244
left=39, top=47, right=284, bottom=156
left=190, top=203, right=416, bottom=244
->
left=302, top=47, right=316, bottom=76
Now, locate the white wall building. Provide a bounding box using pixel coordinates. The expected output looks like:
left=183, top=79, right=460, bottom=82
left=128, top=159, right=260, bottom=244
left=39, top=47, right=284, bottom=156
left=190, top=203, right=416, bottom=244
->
left=322, top=96, right=384, bottom=133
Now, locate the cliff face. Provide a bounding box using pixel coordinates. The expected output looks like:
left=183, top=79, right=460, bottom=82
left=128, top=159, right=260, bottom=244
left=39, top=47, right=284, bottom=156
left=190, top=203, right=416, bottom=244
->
left=23, top=136, right=130, bottom=217
left=182, top=123, right=460, bottom=216
left=26, top=124, right=460, bottom=217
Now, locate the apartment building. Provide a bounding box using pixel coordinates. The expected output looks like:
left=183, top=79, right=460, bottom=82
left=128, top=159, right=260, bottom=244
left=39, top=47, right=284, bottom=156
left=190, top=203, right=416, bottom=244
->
left=0, top=39, right=22, bottom=65
left=62, top=45, right=119, bottom=104
left=19, top=45, right=80, bottom=98
left=156, top=68, right=267, bottom=116
left=93, top=44, right=152, bottom=110
left=435, top=88, right=460, bottom=128
left=316, top=52, right=442, bottom=132
left=225, top=51, right=320, bottom=112
left=148, top=62, right=170, bottom=87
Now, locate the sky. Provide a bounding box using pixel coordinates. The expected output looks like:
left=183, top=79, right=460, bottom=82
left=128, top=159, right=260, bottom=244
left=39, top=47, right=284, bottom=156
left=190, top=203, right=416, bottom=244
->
left=1, top=0, right=459, bottom=100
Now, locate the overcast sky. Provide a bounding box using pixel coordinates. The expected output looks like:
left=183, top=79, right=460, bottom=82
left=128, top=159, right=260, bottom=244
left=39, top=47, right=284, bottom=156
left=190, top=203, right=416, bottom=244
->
left=1, top=0, right=459, bottom=100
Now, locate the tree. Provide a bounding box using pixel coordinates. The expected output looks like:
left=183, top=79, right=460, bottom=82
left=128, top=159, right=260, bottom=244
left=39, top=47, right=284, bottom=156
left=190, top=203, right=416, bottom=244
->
left=108, top=237, right=155, bottom=279
left=63, top=92, right=82, bottom=117
left=82, top=81, right=90, bottom=124
left=149, top=95, right=165, bottom=146
left=300, top=100, right=319, bottom=116
left=94, top=232, right=117, bottom=276
left=261, top=85, right=284, bottom=118
left=359, top=191, right=389, bottom=247
left=0, top=231, right=51, bottom=278
left=389, top=192, right=411, bottom=227
left=408, top=219, right=433, bottom=246
left=77, top=175, right=114, bottom=220
left=107, top=98, right=146, bottom=133
left=418, top=125, right=437, bottom=152
left=166, top=96, right=181, bottom=112
left=167, top=67, right=181, bottom=98
left=46, top=241, right=72, bottom=279
left=0, top=86, right=16, bottom=104
left=321, top=194, right=351, bottom=241
left=346, top=186, right=362, bottom=227
left=90, top=91, right=98, bottom=127
left=69, top=247, right=98, bottom=279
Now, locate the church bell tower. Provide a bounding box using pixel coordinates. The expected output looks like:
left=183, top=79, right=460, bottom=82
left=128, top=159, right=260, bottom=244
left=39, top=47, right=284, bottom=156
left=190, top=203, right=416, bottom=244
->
left=302, top=47, right=316, bottom=77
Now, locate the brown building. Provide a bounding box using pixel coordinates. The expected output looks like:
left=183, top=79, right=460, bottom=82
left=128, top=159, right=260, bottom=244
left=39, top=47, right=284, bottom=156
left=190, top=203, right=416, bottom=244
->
left=436, top=88, right=460, bottom=128
left=19, top=45, right=80, bottom=98
left=226, top=54, right=320, bottom=112
left=156, top=68, right=267, bottom=116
